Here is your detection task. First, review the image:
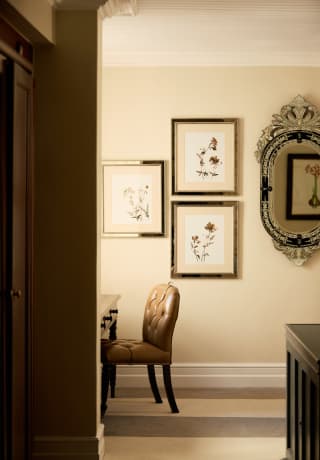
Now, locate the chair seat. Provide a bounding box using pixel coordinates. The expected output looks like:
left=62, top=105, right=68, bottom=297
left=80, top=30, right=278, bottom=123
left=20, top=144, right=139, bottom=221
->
left=101, top=338, right=171, bottom=364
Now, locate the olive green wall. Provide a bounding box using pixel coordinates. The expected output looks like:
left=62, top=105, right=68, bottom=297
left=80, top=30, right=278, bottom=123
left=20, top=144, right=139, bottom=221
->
left=34, top=9, right=100, bottom=456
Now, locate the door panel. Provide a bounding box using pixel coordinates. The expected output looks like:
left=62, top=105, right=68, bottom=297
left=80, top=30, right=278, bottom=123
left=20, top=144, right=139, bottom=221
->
left=11, top=62, right=31, bottom=460
left=0, top=59, right=33, bottom=460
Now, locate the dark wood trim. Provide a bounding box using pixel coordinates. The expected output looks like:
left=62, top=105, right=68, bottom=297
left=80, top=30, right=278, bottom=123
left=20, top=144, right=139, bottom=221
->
left=0, top=39, right=32, bottom=72
left=0, top=17, right=33, bottom=63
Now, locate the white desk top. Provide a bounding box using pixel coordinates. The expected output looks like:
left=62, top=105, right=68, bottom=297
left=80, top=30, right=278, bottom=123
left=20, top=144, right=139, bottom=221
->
left=100, top=294, right=121, bottom=317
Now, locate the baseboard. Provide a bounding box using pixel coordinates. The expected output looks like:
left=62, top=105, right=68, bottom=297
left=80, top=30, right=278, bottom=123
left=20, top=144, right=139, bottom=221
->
left=113, top=363, right=286, bottom=388
left=32, top=424, right=105, bottom=460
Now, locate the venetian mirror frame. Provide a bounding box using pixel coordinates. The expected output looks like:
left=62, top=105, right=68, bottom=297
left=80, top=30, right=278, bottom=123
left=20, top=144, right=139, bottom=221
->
left=255, top=95, right=320, bottom=265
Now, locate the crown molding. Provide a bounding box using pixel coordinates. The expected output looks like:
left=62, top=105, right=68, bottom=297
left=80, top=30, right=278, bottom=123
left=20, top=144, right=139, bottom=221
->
left=53, top=0, right=107, bottom=10
left=101, top=0, right=137, bottom=17
left=103, top=50, right=320, bottom=67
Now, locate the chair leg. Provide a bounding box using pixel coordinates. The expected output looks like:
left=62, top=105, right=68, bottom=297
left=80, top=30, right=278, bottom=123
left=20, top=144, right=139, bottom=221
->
left=101, top=363, right=110, bottom=420
left=162, top=364, right=179, bottom=413
left=147, top=364, right=162, bottom=403
left=110, top=364, right=117, bottom=398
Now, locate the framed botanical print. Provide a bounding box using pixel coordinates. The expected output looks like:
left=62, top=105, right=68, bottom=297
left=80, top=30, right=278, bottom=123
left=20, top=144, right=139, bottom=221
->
left=287, top=153, right=320, bottom=220
left=102, top=160, right=165, bottom=237
left=172, top=118, right=238, bottom=194
left=171, top=201, right=238, bottom=278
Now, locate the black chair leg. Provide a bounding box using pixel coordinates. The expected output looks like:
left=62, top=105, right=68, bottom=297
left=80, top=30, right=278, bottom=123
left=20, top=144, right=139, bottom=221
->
left=147, top=364, right=162, bottom=403
left=162, top=364, right=179, bottom=413
left=110, top=364, right=117, bottom=398
left=101, top=363, right=110, bottom=420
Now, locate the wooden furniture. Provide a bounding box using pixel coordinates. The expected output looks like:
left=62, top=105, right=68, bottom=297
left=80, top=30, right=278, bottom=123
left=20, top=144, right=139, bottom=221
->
left=100, top=294, right=120, bottom=420
left=100, top=294, right=120, bottom=341
left=285, top=324, right=320, bottom=460
left=101, top=283, right=180, bottom=418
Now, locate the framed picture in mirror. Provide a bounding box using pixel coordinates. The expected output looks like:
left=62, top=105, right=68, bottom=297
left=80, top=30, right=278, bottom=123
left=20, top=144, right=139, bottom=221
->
left=286, top=153, right=320, bottom=220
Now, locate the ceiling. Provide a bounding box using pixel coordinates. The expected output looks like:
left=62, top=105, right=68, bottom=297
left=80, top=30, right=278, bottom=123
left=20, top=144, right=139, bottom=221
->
left=102, top=0, right=320, bottom=66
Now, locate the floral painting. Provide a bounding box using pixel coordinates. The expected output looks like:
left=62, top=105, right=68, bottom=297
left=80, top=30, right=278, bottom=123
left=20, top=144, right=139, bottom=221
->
left=112, top=175, right=152, bottom=225
left=171, top=202, right=238, bottom=278
left=102, top=161, right=165, bottom=236
left=305, top=163, right=320, bottom=209
left=287, top=154, right=320, bottom=219
left=172, top=118, right=237, bottom=194
left=185, top=132, right=224, bottom=183
left=187, top=216, right=224, bottom=264
left=123, top=185, right=151, bottom=222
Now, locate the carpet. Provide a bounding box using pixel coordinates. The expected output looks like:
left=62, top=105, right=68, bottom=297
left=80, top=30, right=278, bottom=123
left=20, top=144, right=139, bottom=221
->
left=104, top=415, right=285, bottom=437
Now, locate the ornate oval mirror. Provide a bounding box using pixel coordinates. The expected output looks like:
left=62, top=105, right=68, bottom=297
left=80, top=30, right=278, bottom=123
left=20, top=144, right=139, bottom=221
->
left=255, top=95, right=320, bottom=265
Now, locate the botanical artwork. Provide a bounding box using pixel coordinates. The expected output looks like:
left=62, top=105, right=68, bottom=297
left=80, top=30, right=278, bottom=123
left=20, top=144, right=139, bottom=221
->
left=305, top=163, right=320, bottom=208
left=102, top=161, right=164, bottom=237
left=172, top=119, right=237, bottom=194
left=112, top=174, right=152, bottom=225
left=287, top=154, right=320, bottom=219
left=190, top=221, right=217, bottom=262
left=184, top=214, right=225, bottom=265
left=185, top=132, right=225, bottom=184
left=123, top=184, right=151, bottom=223
left=171, top=201, right=238, bottom=277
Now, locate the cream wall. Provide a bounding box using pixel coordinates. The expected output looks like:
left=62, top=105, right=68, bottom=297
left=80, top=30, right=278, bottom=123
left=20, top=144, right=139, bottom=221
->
left=101, top=66, right=320, bottom=365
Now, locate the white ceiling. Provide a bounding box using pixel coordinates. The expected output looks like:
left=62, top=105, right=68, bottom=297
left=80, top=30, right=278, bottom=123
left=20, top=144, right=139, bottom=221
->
left=102, top=0, right=320, bottom=66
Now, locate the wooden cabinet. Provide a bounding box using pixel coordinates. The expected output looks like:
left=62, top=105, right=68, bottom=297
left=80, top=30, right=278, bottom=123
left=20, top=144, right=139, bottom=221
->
left=286, top=324, right=320, bottom=460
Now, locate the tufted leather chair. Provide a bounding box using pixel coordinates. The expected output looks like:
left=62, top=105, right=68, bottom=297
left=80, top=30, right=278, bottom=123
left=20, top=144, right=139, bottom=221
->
left=101, top=283, right=180, bottom=417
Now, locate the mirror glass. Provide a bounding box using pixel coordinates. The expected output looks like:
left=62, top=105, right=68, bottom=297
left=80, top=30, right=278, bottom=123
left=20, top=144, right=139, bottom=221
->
left=256, top=95, right=320, bottom=265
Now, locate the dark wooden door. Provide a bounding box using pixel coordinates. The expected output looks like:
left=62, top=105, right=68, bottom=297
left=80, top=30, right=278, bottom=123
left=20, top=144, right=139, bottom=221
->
left=0, top=58, right=33, bottom=460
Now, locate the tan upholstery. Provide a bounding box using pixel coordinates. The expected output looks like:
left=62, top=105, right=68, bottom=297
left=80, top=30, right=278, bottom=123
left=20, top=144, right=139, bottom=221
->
left=100, top=283, right=180, bottom=415
left=102, top=339, right=171, bottom=364
left=101, top=283, right=179, bottom=364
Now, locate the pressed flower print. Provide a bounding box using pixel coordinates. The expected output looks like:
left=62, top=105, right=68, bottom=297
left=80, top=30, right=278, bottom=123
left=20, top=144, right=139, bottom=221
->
left=184, top=214, right=225, bottom=265
left=190, top=221, right=217, bottom=262
left=123, top=185, right=150, bottom=222
left=111, top=174, right=152, bottom=225
left=305, top=163, right=320, bottom=208
left=185, top=131, right=225, bottom=184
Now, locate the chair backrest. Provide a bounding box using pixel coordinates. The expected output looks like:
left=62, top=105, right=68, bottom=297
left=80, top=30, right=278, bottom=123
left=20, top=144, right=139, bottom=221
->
left=142, top=283, right=180, bottom=352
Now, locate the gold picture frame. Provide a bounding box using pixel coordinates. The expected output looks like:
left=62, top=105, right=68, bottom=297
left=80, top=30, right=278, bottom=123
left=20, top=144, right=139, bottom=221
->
left=172, top=118, right=238, bottom=195
left=171, top=201, right=238, bottom=278
left=102, top=160, right=165, bottom=237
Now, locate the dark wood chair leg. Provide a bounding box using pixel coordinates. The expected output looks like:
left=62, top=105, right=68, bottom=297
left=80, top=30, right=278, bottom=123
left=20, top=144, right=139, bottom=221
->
left=110, top=364, right=116, bottom=398
left=101, top=363, right=110, bottom=420
left=147, top=364, right=162, bottom=403
left=162, top=364, right=179, bottom=413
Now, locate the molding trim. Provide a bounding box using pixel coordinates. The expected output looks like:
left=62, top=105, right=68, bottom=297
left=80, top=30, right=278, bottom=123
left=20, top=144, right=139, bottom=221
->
left=53, top=0, right=106, bottom=10
left=101, top=0, right=137, bottom=17
left=114, top=363, right=286, bottom=388
left=32, top=425, right=105, bottom=460
left=103, top=51, right=320, bottom=67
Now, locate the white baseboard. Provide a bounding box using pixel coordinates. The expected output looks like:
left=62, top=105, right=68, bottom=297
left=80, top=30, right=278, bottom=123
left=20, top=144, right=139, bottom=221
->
left=32, top=424, right=105, bottom=460
left=113, top=363, right=286, bottom=388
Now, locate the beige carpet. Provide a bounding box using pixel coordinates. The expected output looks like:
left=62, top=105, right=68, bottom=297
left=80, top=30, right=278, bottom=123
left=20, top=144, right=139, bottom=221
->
left=103, top=388, right=286, bottom=438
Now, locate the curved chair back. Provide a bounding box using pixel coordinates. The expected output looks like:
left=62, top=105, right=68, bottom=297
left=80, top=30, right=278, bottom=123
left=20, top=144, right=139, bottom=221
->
left=142, top=283, right=180, bottom=353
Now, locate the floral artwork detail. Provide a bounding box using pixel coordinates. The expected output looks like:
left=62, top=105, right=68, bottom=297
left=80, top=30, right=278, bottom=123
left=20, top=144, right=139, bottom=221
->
left=196, top=137, right=222, bottom=179
left=123, top=185, right=151, bottom=222
left=190, top=221, right=217, bottom=262
left=305, top=163, right=320, bottom=208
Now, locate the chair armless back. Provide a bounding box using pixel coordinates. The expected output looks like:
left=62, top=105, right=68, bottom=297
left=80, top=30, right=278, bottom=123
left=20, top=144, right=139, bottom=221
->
left=142, top=283, right=180, bottom=352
